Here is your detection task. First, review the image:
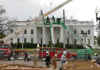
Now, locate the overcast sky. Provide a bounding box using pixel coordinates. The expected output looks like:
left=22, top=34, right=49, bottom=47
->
left=0, top=0, right=100, bottom=22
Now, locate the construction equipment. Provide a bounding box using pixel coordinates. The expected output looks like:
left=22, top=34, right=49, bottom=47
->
left=0, top=0, right=72, bottom=44
left=43, top=0, right=72, bottom=16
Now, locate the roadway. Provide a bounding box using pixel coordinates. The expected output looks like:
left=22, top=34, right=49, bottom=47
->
left=0, top=60, right=60, bottom=70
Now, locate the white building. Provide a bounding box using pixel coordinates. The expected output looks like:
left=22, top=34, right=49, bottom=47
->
left=9, top=18, right=94, bottom=48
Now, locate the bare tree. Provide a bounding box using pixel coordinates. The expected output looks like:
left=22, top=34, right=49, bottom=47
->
left=0, top=5, right=15, bottom=38
left=0, top=6, right=6, bottom=35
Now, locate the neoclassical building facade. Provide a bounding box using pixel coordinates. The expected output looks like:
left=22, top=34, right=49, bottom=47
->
left=9, top=18, right=94, bottom=48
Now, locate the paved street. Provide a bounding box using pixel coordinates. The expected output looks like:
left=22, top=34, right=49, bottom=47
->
left=0, top=60, right=60, bottom=70
left=0, top=60, right=44, bottom=67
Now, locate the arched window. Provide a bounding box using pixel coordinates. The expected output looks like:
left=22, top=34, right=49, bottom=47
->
left=81, top=38, right=83, bottom=42
left=17, top=38, right=20, bottom=43
left=88, top=30, right=90, bottom=34
left=31, top=29, right=34, bottom=34
left=10, top=29, right=13, bottom=33
left=24, top=38, right=27, bottom=43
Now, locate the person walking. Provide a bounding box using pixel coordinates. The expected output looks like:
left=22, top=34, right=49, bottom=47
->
left=59, top=54, right=67, bottom=70
left=52, top=54, right=57, bottom=70
left=24, top=52, right=28, bottom=62
left=45, top=53, right=51, bottom=68
left=8, top=50, right=14, bottom=61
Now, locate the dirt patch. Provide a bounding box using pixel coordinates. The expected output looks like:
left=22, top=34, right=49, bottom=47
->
left=63, top=60, right=100, bottom=70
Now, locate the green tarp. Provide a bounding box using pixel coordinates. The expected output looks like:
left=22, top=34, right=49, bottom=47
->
left=60, top=22, right=67, bottom=29
left=77, top=49, right=93, bottom=59
left=77, top=49, right=93, bottom=55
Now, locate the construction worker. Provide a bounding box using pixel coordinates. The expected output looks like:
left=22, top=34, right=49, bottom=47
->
left=45, top=53, right=51, bottom=68
left=60, top=53, right=67, bottom=70
left=95, top=55, right=100, bottom=66
left=24, top=52, right=28, bottom=62
left=52, top=54, right=57, bottom=70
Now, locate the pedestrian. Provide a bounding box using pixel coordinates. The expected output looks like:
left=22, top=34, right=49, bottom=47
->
left=8, top=50, right=15, bottom=61
left=52, top=54, right=57, bottom=70
left=96, top=55, right=100, bottom=65
left=24, top=52, right=28, bottom=62
left=87, top=54, right=92, bottom=60
left=59, top=54, right=67, bottom=70
left=45, top=53, right=51, bottom=68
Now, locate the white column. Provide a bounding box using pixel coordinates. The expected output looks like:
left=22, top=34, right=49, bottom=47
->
left=60, top=27, right=64, bottom=43
left=51, top=27, right=55, bottom=44
left=43, top=27, right=46, bottom=44
left=91, top=25, right=94, bottom=48
left=34, top=27, right=37, bottom=43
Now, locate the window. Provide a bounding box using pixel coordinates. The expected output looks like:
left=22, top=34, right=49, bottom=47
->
left=74, top=29, right=77, bottom=34
left=31, top=38, right=33, bottom=43
left=10, top=38, right=13, bottom=42
left=10, top=29, right=13, bottom=33
left=81, top=38, right=83, bottom=42
left=46, top=17, right=50, bottom=24
left=67, top=38, right=69, bottom=44
left=88, top=30, right=90, bottom=34
left=81, top=30, right=84, bottom=34
left=57, top=18, right=61, bottom=23
left=24, top=29, right=27, bottom=34
left=17, top=38, right=20, bottom=43
left=31, top=29, right=34, bottom=34
left=74, top=39, right=77, bottom=44
left=24, top=38, right=27, bottom=43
